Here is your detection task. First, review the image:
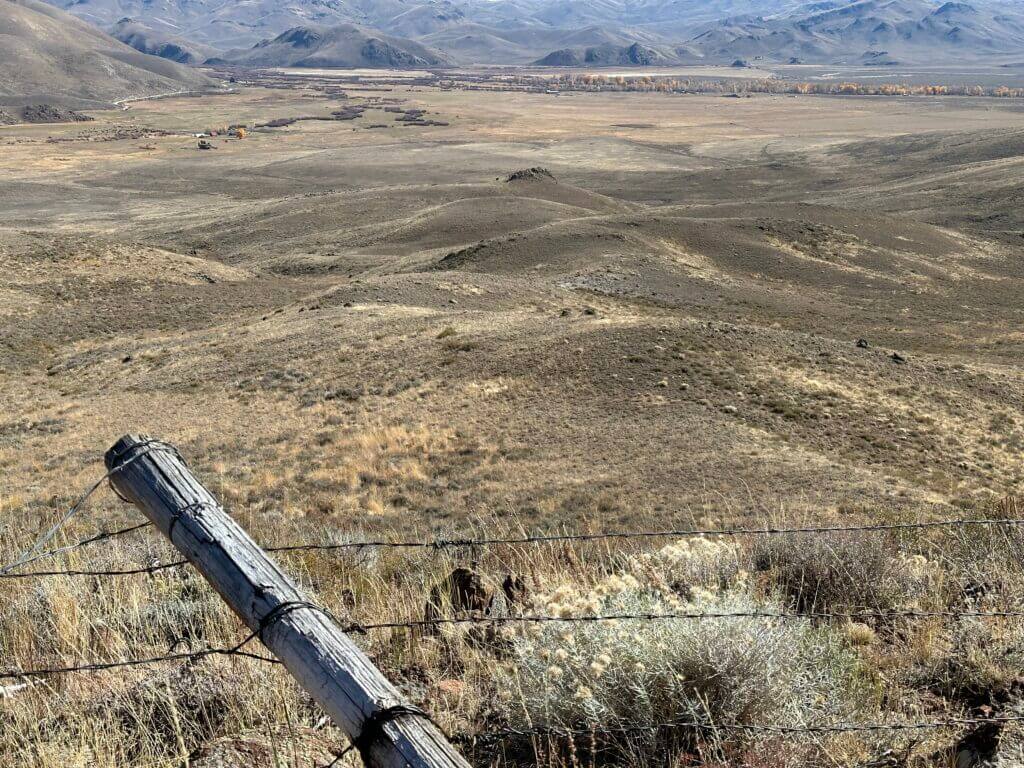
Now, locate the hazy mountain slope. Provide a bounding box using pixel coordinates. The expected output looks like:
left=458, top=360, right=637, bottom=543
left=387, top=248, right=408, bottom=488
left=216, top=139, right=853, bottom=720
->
left=42, top=0, right=470, bottom=48
left=111, top=18, right=219, bottom=64
left=534, top=42, right=681, bottom=66
left=695, top=0, right=1024, bottom=64
left=381, top=1, right=467, bottom=37
left=423, top=23, right=671, bottom=64
left=35, top=0, right=1024, bottom=65
left=0, top=0, right=214, bottom=108
left=459, top=0, right=803, bottom=32
left=36, top=0, right=796, bottom=49
left=219, top=23, right=453, bottom=69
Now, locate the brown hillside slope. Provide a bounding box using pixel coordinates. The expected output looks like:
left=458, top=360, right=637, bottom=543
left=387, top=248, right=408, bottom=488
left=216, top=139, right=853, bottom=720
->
left=0, top=0, right=214, bottom=108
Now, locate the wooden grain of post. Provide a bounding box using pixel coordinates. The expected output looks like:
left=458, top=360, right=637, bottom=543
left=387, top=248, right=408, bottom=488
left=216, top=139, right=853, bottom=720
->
left=105, top=434, right=471, bottom=768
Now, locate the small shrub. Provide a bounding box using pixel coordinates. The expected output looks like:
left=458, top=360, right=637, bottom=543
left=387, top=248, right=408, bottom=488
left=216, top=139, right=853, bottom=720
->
left=929, top=502, right=1024, bottom=605
left=628, top=536, right=744, bottom=597
left=486, top=543, right=877, bottom=763
left=751, top=532, right=933, bottom=613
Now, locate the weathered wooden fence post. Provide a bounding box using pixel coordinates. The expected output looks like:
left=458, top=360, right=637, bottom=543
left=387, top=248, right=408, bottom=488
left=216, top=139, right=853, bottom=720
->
left=106, top=434, right=472, bottom=768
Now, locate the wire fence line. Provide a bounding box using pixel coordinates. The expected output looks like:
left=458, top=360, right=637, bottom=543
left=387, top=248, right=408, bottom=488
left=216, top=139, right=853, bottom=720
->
left=5, top=456, right=1024, bottom=578
left=0, top=440, right=180, bottom=577
left=7, top=453, right=1021, bottom=580
left=0, top=634, right=279, bottom=682
left=5, top=641, right=1023, bottom=744
left=6, top=514, right=1024, bottom=581
left=0, top=561, right=183, bottom=579
left=339, top=607, right=1024, bottom=634
left=4, top=458, right=1024, bottom=760
left=262, top=513, right=1024, bottom=550
left=454, top=713, right=1024, bottom=746
left=10, top=522, right=152, bottom=572
left=4, top=606, right=1023, bottom=683
left=324, top=712, right=1024, bottom=767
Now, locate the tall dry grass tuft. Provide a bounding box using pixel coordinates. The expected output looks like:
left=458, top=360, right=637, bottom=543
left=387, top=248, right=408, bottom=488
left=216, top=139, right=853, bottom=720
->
left=750, top=530, right=934, bottom=613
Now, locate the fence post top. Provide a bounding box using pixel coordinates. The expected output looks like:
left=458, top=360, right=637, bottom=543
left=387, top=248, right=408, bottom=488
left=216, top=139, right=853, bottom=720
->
left=104, top=434, right=168, bottom=471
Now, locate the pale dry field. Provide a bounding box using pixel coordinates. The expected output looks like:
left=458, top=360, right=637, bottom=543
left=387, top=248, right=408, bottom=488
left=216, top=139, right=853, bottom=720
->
left=2, top=81, right=1024, bottom=767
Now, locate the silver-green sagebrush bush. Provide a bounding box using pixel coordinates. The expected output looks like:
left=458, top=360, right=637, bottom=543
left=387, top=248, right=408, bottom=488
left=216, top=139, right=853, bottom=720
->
left=486, top=539, right=879, bottom=761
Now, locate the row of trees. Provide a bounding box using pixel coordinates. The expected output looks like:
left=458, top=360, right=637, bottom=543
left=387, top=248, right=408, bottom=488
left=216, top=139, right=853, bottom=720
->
left=496, top=73, right=1024, bottom=98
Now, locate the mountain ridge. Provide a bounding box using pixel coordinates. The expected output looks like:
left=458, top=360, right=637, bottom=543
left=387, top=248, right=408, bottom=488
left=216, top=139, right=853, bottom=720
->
left=0, top=0, right=215, bottom=109
left=217, top=22, right=453, bottom=69
left=32, top=0, right=1024, bottom=66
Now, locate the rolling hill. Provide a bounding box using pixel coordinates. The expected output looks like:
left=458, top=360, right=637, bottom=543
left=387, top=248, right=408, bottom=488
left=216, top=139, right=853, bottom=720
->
left=421, top=23, right=676, bottom=64
left=110, top=18, right=219, bottom=65
left=0, top=0, right=214, bottom=109
left=535, top=42, right=679, bottom=66
left=218, top=23, right=453, bottom=69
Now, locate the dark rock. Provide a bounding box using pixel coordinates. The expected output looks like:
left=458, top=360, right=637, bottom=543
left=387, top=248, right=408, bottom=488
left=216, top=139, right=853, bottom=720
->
left=424, top=567, right=494, bottom=633
left=505, top=167, right=555, bottom=183
left=19, top=104, right=93, bottom=124
left=502, top=573, right=529, bottom=605
left=856, top=338, right=870, bottom=348
left=339, top=588, right=356, bottom=610
left=929, top=721, right=1003, bottom=768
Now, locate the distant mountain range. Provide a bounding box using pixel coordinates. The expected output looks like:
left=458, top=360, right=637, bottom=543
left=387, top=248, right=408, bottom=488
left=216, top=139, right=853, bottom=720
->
left=31, top=0, right=1024, bottom=68
left=0, top=0, right=213, bottom=109
left=690, top=0, right=1024, bottom=66
left=535, top=42, right=683, bottom=67
left=214, top=23, right=453, bottom=68
left=110, top=18, right=219, bottom=65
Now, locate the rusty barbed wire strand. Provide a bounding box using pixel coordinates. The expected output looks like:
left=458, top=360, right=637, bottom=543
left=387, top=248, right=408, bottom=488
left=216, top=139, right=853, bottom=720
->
left=9, top=522, right=153, bottom=571
left=339, top=608, right=1024, bottom=634
left=0, top=441, right=180, bottom=577
left=0, top=634, right=279, bottom=682
left=454, top=713, right=1024, bottom=746
left=8, top=605, right=1021, bottom=684
left=7, top=516, right=1024, bottom=580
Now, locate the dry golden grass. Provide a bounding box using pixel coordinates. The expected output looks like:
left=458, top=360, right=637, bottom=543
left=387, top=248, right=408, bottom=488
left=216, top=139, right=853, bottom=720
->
left=2, top=478, right=1023, bottom=767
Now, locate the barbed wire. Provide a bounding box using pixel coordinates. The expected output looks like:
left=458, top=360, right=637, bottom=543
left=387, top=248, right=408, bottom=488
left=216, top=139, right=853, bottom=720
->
left=316, top=712, right=1024, bottom=767
left=3, top=446, right=1020, bottom=581
left=455, top=713, right=1024, bottom=747
left=8, top=522, right=152, bottom=571
left=0, top=439, right=179, bottom=576
left=6, top=515, right=1024, bottom=581
left=6, top=605, right=1019, bottom=684
left=264, top=515, right=1024, bottom=552
left=0, top=633, right=279, bottom=682
left=7, top=449, right=1024, bottom=761
left=0, top=561, right=182, bottom=577
left=340, top=607, right=1024, bottom=634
